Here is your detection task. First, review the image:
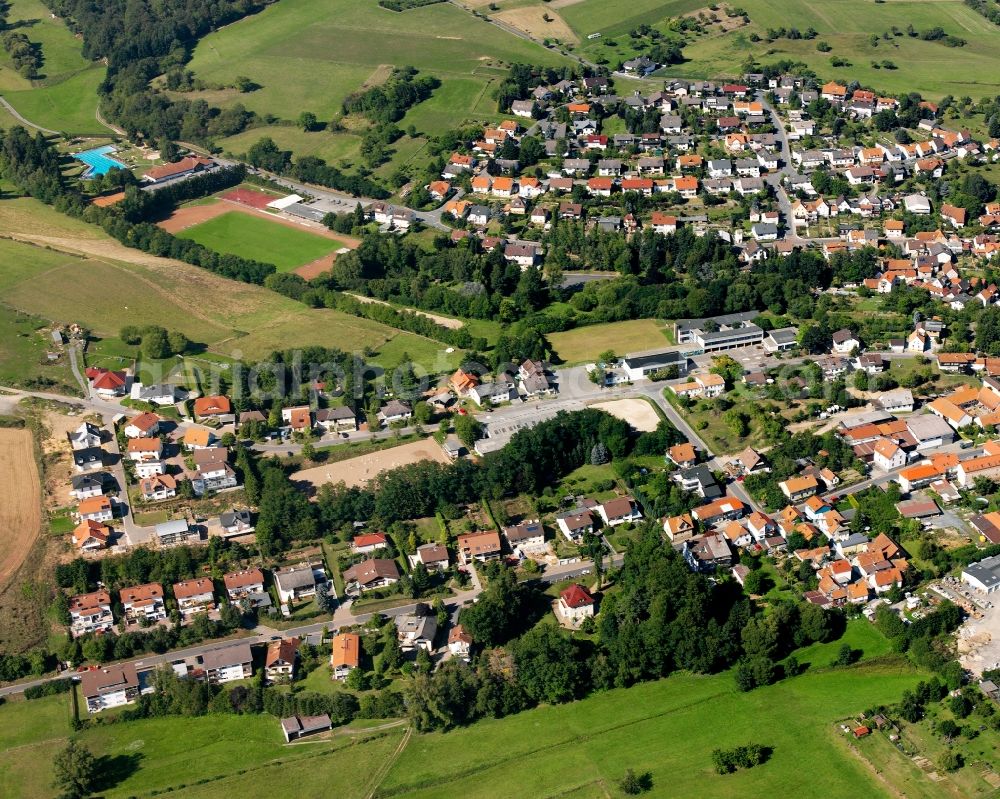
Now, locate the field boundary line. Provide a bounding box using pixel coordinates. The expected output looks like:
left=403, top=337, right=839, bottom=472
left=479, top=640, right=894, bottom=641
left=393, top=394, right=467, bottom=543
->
left=366, top=724, right=413, bottom=799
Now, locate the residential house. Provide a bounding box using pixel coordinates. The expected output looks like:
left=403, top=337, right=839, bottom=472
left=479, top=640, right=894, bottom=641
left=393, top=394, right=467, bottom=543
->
left=456, top=531, right=502, bottom=564
left=315, top=407, right=356, bottom=433
left=831, top=329, right=860, bottom=353
left=219, top=508, right=254, bottom=537
left=378, top=400, right=412, bottom=425
left=201, top=643, right=253, bottom=684
left=274, top=564, right=322, bottom=603
left=281, top=406, right=313, bottom=433
left=503, top=520, right=545, bottom=555
left=265, top=637, right=300, bottom=682
left=410, top=543, right=450, bottom=572
left=556, top=508, right=596, bottom=542
left=193, top=395, right=232, bottom=420
left=67, top=422, right=102, bottom=450
left=89, top=368, right=127, bottom=397
left=663, top=513, right=696, bottom=543
left=873, top=438, right=906, bottom=471
left=123, top=412, right=160, bottom=439
left=683, top=533, right=734, bottom=572
left=72, top=446, right=104, bottom=473
left=448, top=625, right=473, bottom=660
left=667, top=442, right=697, bottom=468
left=331, top=633, right=360, bottom=680
left=779, top=475, right=819, bottom=502
left=139, top=473, right=176, bottom=501
left=127, top=437, right=163, bottom=462
left=691, top=497, right=746, bottom=526
left=69, top=589, right=114, bottom=637
left=469, top=382, right=514, bottom=407
left=353, top=533, right=389, bottom=554
left=183, top=426, right=219, bottom=451
left=173, top=578, right=215, bottom=617
left=70, top=472, right=107, bottom=500
left=72, top=520, right=111, bottom=552
left=224, top=569, right=266, bottom=601
left=558, top=584, right=596, bottom=625
left=343, top=559, right=400, bottom=593
left=120, top=583, right=166, bottom=624
left=190, top=447, right=239, bottom=496
left=596, top=496, right=642, bottom=527
left=80, top=663, right=143, bottom=713
left=77, top=495, right=113, bottom=523
left=396, top=612, right=437, bottom=652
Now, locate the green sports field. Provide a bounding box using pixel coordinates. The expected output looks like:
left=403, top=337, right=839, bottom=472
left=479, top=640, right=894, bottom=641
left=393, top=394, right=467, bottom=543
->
left=175, top=211, right=341, bottom=272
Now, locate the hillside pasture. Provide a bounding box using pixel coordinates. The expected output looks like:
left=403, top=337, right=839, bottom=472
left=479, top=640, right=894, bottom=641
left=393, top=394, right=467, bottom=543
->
left=379, top=663, right=925, bottom=798
left=0, top=198, right=462, bottom=372
left=0, top=0, right=107, bottom=133
left=563, top=0, right=1000, bottom=99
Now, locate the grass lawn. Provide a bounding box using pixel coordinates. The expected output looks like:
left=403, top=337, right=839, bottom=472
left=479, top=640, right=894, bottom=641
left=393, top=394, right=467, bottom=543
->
left=0, top=693, right=74, bottom=799
left=378, top=662, right=925, bottom=798
left=548, top=319, right=670, bottom=365
left=558, top=462, right=619, bottom=495
left=175, top=211, right=341, bottom=272
left=787, top=619, right=893, bottom=670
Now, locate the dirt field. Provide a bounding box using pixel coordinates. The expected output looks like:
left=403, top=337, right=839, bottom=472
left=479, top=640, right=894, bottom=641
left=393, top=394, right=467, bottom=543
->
left=345, top=293, right=464, bottom=329
left=589, top=398, right=661, bottom=432
left=494, top=6, right=578, bottom=43
left=292, top=439, right=451, bottom=490
left=38, top=407, right=95, bottom=510
left=219, top=188, right=276, bottom=209
left=0, top=427, right=42, bottom=590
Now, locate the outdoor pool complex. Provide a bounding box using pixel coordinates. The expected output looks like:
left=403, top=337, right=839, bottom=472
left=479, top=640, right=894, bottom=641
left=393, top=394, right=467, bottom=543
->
left=75, top=144, right=126, bottom=176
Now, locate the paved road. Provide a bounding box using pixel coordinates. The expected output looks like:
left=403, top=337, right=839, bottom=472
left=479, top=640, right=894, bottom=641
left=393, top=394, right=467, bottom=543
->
left=0, top=95, right=60, bottom=135
left=208, top=157, right=452, bottom=232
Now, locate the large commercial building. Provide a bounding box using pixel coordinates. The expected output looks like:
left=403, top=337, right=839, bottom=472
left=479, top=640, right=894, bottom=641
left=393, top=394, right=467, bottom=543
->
left=962, top=554, right=1000, bottom=593
left=673, top=311, right=765, bottom=354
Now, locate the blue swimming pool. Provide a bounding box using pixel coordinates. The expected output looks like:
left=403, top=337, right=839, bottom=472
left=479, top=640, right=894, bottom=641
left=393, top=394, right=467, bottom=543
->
left=75, top=145, right=126, bottom=177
